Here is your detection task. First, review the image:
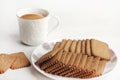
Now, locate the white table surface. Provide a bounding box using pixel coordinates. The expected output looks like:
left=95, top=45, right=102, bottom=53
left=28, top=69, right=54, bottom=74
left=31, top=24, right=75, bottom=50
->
left=0, top=0, right=120, bottom=80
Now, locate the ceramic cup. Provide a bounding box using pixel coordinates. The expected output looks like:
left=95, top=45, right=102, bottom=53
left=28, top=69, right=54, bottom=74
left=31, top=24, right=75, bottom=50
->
left=17, top=8, right=59, bottom=46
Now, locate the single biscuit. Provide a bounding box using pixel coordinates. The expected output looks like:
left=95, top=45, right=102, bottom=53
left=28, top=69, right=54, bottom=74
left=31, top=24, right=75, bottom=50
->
left=0, top=54, right=16, bottom=73
left=78, top=54, right=87, bottom=69
left=81, top=40, right=86, bottom=54
left=76, top=40, right=82, bottom=53
left=10, top=52, right=31, bottom=69
left=86, top=39, right=91, bottom=56
left=70, top=40, right=77, bottom=53
left=84, top=56, right=94, bottom=71
left=59, top=39, right=67, bottom=48
left=67, top=53, right=77, bottom=66
left=53, top=42, right=61, bottom=50
left=89, top=57, right=100, bottom=71
left=73, top=53, right=82, bottom=67
left=64, top=52, right=72, bottom=65
left=64, top=39, right=72, bottom=52
left=91, top=39, right=110, bottom=60
left=61, top=52, right=67, bottom=63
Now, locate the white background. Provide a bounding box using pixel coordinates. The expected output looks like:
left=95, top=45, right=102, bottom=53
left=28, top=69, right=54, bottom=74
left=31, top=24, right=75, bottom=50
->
left=0, top=0, right=120, bottom=80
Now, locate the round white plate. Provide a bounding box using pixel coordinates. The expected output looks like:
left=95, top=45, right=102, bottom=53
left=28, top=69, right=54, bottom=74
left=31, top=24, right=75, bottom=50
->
left=31, top=42, right=117, bottom=80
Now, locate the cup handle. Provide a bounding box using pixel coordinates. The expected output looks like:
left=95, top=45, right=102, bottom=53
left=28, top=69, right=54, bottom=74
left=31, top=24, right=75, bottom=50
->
left=48, top=15, right=60, bottom=34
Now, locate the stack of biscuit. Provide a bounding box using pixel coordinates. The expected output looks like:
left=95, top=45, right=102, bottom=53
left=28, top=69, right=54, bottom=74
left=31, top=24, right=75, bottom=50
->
left=35, top=39, right=110, bottom=78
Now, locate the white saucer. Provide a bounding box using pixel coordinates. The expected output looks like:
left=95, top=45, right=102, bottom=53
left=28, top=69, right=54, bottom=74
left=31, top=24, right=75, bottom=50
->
left=31, top=42, right=117, bottom=80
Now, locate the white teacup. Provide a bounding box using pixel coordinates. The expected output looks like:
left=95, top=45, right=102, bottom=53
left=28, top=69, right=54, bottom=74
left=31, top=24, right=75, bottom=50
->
left=17, top=8, right=59, bottom=46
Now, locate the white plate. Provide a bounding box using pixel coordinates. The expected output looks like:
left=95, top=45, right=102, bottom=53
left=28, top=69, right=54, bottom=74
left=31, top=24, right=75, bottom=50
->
left=31, top=42, right=117, bottom=80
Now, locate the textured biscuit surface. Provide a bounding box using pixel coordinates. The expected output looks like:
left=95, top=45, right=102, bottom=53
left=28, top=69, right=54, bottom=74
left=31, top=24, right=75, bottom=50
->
left=91, top=39, right=110, bottom=60
left=10, top=52, right=31, bottom=69
left=0, top=54, right=16, bottom=74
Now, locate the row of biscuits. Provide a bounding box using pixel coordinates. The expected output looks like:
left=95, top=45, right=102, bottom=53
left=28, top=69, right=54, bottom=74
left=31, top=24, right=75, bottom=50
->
left=35, top=39, right=110, bottom=78
left=54, top=39, right=110, bottom=60
left=36, top=49, right=107, bottom=78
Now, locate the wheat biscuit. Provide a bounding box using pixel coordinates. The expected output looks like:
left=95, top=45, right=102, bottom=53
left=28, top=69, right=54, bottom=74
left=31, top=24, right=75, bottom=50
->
left=59, top=39, right=67, bottom=48
left=86, top=39, right=91, bottom=56
left=0, top=54, right=16, bottom=73
left=64, top=39, right=72, bottom=52
left=84, top=56, right=93, bottom=71
left=67, top=53, right=77, bottom=66
left=73, top=53, right=82, bottom=67
left=81, top=40, right=86, bottom=54
left=64, top=52, right=72, bottom=65
left=90, top=57, right=100, bottom=71
left=76, top=40, right=82, bottom=53
left=70, top=40, right=77, bottom=53
left=91, top=39, right=110, bottom=60
left=10, top=52, right=31, bottom=69
left=53, top=42, right=61, bottom=50
left=78, top=54, right=87, bottom=69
